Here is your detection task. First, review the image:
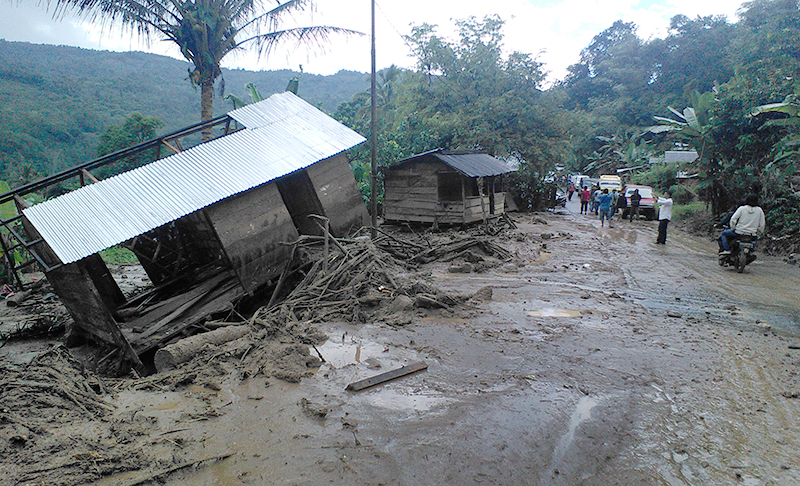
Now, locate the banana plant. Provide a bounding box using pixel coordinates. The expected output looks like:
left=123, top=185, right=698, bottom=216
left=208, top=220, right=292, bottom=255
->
left=224, top=82, right=265, bottom=110
left=750, top=95, right=800, bottom=173
left=225, top=67, right=303, bottom=109
left=645, top=90, right=716, bottom=159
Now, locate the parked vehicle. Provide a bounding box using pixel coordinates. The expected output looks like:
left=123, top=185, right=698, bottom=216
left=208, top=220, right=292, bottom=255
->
left=598, top=174, right=622, bottom=192
left=570, top=174, right=597, bottom=190
left=621, top=184, right=656, bottom=220
left=554, top=189, right=567, bottom=207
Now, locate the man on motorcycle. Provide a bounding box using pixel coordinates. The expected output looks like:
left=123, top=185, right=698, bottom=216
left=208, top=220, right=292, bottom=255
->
left=719, top=194, right=766, bottom=255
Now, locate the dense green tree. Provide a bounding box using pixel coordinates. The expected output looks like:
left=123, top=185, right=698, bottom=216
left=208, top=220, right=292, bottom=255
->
left=336, top=16, right=573, bottom=209
left=95, top=113, right=164, bottom=177
left=49, top=0, right=357, bottom=138
left=398, top=17, right=566, bottom=164
left=654, top=15, right=735, bottom=101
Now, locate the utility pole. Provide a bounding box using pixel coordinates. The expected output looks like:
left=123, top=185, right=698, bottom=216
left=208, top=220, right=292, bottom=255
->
left=370, top=0, right=378, bottom=238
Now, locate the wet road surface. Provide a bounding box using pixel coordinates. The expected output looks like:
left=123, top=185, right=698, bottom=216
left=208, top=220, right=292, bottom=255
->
left=98, top=200, right=800, bottom=486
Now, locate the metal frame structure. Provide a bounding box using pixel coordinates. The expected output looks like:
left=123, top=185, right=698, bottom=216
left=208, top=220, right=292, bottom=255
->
left=0, top=114, right=240, bottom=289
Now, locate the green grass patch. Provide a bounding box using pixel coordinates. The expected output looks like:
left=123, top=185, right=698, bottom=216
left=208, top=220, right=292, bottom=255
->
left=673, top=202, right=713, bottom=235
left=99, top=245, right=139, bottom=265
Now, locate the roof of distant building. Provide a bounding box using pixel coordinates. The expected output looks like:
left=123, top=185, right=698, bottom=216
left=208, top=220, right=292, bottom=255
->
left=393, top=149, right=516, bottom=178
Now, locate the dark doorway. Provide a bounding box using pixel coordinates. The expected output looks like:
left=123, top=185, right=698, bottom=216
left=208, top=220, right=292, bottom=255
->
left=276, top=169, right=326, bottom=236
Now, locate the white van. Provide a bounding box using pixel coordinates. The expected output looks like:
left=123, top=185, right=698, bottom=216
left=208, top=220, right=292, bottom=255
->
left=598, top=175, right=622, bottom=192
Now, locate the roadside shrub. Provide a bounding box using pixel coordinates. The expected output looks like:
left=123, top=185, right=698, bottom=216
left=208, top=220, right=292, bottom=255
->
left=630, top=165, right=676, bottom=192
left=100, top=245, right=139, bottom=265
left=673, top=202, right=713, bottom=234
left=669, top=185, right=694, bottom=205
left=765, top=193, right=800, bottom=236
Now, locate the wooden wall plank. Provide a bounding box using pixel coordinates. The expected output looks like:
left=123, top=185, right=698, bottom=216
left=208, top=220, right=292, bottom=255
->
left=46, top=262, right=142, bottom=369
left=205, top=182, right=298, bottom=294
left=306, top=154, right=368, bottom=237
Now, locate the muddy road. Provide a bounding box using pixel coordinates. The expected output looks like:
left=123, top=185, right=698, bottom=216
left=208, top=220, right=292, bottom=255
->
left=4, top=199, right=800, bottom=486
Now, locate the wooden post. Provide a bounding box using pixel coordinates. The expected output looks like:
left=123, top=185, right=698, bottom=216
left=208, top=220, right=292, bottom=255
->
left=323, top=218, right=330, bottom=274
left=477, top=177, right=487, bottom=226
left=80, top=169, right=99, bottom=184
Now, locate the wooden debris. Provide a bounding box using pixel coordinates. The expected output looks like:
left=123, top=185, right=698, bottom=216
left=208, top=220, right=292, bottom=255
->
left=248, top=229, right=508, bottom=326
left=346, top=361, right=428, bottom=391
left=116, top=453, right=233, bottom=486
left=253, top=239, right=401, bottom=325
left=6, top=289, right=33, bottom=306
left=154, top=325, right=250, bottom=372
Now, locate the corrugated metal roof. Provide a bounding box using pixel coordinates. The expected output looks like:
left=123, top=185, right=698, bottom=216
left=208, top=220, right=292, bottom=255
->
left=23, top=92, right=366, bottom=265
left=664, top=150, right=699, bottom=163
left=394, top=150, right=516, bottom=178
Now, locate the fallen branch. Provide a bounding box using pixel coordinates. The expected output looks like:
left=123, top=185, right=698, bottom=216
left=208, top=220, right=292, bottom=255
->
left=115, top=453, right=234, bottom=486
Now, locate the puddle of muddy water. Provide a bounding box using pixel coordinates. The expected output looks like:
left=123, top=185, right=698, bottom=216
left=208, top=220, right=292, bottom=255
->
left=526, top=308, right=606, bottom=318
left=357, top=388, right=451, bottom=413
left=549, top=395, right=600, bottom=469
left=315, top=339, right=388, bottom=369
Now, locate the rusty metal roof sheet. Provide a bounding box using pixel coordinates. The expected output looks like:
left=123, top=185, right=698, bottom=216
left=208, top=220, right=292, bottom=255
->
left=23, top=92, right=365, bottom=265
left=394, top=149, right=516, bottom=178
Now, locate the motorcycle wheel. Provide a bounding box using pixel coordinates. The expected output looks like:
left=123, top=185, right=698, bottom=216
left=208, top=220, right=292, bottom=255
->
left=736, top=251, right=747, bottom=273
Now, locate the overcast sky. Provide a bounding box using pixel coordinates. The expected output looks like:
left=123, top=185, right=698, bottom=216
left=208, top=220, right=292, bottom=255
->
left=0, top=0, right=744, bottom=84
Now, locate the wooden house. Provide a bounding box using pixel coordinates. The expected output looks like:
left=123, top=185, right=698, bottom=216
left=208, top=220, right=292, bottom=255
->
left=16, top=92, right=367, bottom=370
left=383, top=149, right=516, bottom=225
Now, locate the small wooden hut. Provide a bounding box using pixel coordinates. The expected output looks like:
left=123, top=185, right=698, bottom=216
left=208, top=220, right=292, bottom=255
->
left=383, top=149, right=516, bottom=225
left=16, top=92, right=367, bottom=370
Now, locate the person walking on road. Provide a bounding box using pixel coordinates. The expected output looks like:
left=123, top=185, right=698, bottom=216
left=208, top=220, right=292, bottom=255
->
left=609, top=189, right=620, bottom=221
left=615, top=189, right=627, bottom=221
left=568, top=182, right=576, bottom=201
left=598, top=189, right=613, bottom=228
left=629, top=189, right=641, bottom=222
left=580, top=186, right=591, bottom=214
left=592, top=186, right=602, bottom=215
left=655, top=192, right=673, bottom=244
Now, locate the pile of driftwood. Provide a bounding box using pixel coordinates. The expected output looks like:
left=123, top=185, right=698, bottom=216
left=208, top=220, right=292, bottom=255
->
left=252, top=235, right=401, bottom=325
left=142, top=226, right=514, bottom=376
left=0, top=346, right=114, bottom=425
left=249, top=227, right=512, bottom=327
left=370, top=227, right=512, bottom=264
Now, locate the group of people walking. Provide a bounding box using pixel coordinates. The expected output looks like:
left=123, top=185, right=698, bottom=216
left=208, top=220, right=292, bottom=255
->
left=570, top=183, right=674, bottom=243
left=576, top=185, right=628, bottom=227
left=566, top=181, right=767, bottom=251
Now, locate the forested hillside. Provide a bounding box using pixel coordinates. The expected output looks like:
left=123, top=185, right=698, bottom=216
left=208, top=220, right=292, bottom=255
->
left=0, top=40, right=367, bottom=187
left=2, top=0, right=799, bottom=247
left=335, top=1, right=800, bottom=247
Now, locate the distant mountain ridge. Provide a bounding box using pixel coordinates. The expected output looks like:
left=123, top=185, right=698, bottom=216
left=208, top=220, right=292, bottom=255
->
left=0, top=40, right=367, bottom=187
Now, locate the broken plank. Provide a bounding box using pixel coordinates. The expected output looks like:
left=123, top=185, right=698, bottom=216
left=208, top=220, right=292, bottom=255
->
left=128, top=278, right=245, bottom=354
left=345, top=361, right=428, bottom=392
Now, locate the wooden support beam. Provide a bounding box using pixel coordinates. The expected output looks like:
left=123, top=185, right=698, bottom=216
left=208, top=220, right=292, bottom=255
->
left=80, top=168, right=100, bottom=184
left=346, top=361, right=428, bottom=391
left=161, top=139, right=181, bottom=154
left=0, top=231, right=24, bottom=288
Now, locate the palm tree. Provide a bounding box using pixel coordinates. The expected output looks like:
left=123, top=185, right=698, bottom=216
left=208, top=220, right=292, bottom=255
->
left=51, top=0, right=358, bottom=139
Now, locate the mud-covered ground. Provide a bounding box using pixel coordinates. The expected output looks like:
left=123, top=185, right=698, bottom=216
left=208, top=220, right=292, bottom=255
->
left=2, top=197, right=800, bottom=486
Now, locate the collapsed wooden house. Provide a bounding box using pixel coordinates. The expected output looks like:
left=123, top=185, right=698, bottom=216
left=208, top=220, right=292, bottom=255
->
left=383, top=149, right=516, bottom=225
left=9, top=92, right=367, bottom=370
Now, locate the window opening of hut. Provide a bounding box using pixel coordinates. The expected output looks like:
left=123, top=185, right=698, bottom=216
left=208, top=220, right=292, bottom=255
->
left=438, top=173, right=463, bottom=201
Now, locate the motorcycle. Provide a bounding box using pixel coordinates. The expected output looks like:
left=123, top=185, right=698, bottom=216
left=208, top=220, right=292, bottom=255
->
left=718, top=231, right=758, bottom=273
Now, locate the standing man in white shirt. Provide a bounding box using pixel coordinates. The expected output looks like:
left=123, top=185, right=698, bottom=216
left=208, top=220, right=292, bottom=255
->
left=655, top=192, right=673, bottom=244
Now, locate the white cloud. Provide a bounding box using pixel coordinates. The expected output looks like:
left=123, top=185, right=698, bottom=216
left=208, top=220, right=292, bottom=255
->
left=0, top=0, right=744, bottom=82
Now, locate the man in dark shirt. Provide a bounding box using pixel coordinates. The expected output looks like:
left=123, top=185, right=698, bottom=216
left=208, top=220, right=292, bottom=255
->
left=629, top=189, right=641, bottom=222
